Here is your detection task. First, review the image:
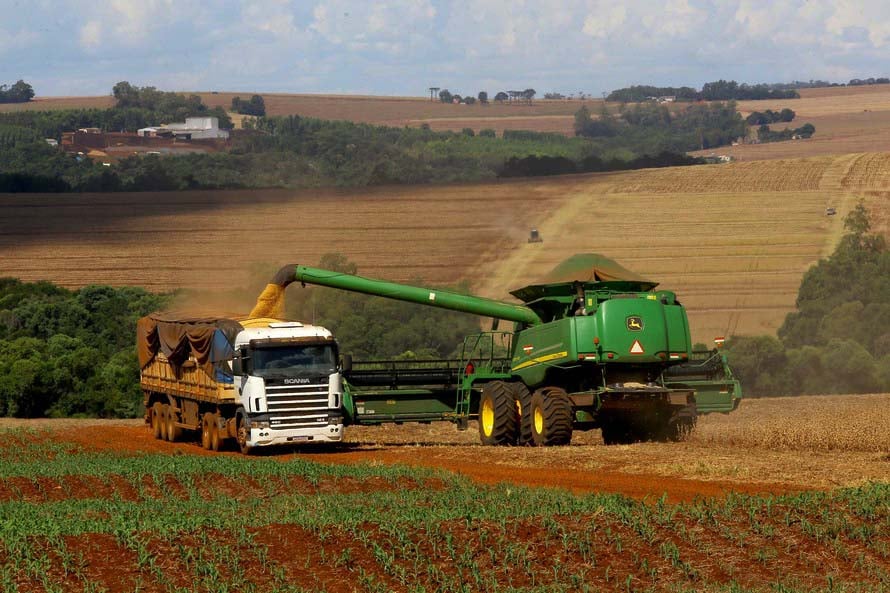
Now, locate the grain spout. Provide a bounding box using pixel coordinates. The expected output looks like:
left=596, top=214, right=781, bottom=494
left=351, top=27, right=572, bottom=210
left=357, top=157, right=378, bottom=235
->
left=249, top=284, right=286, bottom=319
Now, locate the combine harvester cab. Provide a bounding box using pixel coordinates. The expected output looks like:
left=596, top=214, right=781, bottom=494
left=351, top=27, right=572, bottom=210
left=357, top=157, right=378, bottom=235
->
left=268, top=253, right=741, bottom=447
left=138, top=313, right=345, bottom=454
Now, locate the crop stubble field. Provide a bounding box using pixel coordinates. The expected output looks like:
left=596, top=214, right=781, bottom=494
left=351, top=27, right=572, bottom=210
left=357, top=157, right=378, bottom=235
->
left=0, top=394, right=887, bottom=592
left=3, top=152, right=890, bottom=340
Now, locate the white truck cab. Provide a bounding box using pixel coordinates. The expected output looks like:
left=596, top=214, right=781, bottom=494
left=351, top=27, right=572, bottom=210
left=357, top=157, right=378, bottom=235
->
left=233, top=319, right=344, bottom=449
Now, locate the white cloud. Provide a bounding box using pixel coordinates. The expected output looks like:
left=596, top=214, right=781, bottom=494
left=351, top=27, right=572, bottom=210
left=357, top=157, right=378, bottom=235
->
left=242, top=0, right=300, bottom=38
left=0, top=27, right=39, bottom=54
left=5, top=1, right=890, bottom=97
left=582, top=5, right=626, bottom=39
left=79, top=21, right=102, bottom=49
left=310, top=0, right=436, bottom=52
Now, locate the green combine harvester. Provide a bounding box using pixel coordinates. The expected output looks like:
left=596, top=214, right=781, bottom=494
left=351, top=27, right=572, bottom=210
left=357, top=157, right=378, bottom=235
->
left=270, top=254, right=741, bottom=446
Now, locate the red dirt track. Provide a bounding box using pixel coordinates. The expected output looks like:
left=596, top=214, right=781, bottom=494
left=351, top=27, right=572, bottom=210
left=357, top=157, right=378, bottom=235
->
left=51, top=423, right=801, bottom=503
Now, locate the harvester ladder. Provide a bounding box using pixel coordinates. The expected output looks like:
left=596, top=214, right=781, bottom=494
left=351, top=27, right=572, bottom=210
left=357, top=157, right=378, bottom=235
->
left=455, top=331, right=513, bottom=429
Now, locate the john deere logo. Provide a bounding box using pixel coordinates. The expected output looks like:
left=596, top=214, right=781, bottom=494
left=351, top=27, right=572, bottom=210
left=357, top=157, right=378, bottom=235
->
left=626, top=316, right=643, bottom=331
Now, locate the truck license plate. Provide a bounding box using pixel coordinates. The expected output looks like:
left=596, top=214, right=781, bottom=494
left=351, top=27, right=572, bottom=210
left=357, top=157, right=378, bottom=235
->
left=288, top=436, right=310, bottom=442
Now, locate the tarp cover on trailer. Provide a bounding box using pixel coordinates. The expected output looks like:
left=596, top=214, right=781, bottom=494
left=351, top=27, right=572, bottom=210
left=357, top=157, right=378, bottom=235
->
left=137, top=314, right=243, bottom=382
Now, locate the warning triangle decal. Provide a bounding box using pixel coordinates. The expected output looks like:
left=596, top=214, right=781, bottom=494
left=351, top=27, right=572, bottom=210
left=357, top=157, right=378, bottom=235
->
left=629, top=340, right=645, bottom=354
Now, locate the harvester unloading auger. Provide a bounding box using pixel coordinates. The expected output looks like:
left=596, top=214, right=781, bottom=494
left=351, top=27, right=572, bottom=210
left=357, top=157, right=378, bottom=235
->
left=253, top=254, right=741, bottom=446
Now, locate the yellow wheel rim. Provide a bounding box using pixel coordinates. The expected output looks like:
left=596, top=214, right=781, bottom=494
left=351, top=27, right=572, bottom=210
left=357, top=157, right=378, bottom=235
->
left=534, top=406, right=544, bottom=435
left=481, top=398, right=495, bottom=436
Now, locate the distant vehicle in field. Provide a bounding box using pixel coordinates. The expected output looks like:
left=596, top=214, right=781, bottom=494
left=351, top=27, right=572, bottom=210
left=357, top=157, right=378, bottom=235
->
left=826, top=207, right=837, bottom=216
left=528, top=228, right=542, bottom=243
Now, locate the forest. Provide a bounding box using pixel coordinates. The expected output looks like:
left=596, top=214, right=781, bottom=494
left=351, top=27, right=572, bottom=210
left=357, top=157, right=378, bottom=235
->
left=725, top=204, right=890, bottom=396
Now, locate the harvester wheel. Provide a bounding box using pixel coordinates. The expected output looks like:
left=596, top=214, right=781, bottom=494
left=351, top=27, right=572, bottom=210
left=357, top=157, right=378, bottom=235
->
left=477, top=381, right=519, bottom=446
left=512, top=383, right=534, bottom=446
left=528, top=387, right=573, bottom=446
left=201, top=413, right=213, bottom=450
left=164, top=404, right=181, bottom=442
left=151, top=403, right=164, bottom=439
left=209, top=413, right=221, bottom=452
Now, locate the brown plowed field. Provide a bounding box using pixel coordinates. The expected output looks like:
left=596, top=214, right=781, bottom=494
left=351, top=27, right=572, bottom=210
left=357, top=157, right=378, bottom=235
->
left=2, top=394, right=887, bottom=592
left=4, top=393, right=887, bottom=498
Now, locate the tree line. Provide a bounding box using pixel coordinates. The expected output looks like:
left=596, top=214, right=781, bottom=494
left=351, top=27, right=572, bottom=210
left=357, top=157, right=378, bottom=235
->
left=1, top=83, right=770, bottom=193
left=0, top=80, right=34, bottom=104
left=746, top=109, right=795, bottom=125
left=574, top=101, right=748, bottom=151
left=231, top=94, right=266, bottom=116
left=607, top=80, right=800, bottom=102
left=0, top=280, right=168, bottom=417
left=756, top=123, right=815, bottom=143
left=1, top=102, right=714, bottom=193
left=725, top=204, right=890, bottom=396
left=437, top=89, right=535, bottom=105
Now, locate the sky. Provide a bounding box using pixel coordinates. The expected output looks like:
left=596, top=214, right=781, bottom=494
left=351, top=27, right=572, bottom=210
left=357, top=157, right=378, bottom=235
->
left=2, top=0, right=889, bottom=98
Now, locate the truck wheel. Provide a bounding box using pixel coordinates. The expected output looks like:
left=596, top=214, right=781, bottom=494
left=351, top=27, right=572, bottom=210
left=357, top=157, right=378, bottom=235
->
left=201, top=413, right=213, bottom=450
left=511, top=382, right=534, bottom=446
left=164, top=404, right=181, bottom=442
left=477, top=381, right=519, bottom=446
left=236, top=416, right=254, bottom=455
left=209, top=414, right=221, bottom=452
left=151, top=403, right=164, bottom=439
left=528, top=387, right=573, bottom=446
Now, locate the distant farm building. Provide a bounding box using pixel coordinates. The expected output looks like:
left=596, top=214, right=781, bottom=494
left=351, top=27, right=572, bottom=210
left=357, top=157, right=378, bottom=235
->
left=138, top=117, right=229, bottom=140
left=61, top=121, right=229, bottom=163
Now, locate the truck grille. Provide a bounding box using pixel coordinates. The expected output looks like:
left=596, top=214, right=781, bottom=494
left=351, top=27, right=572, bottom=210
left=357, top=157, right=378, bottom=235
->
left=264, top=382, right=332, bottom=429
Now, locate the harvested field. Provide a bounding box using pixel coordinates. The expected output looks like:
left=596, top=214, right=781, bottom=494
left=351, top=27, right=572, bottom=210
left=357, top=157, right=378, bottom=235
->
left=0, top=95, right=114, bottom=113
left=194, top=92, right=596, bottom=129
left=694, top=84, right=890, bottom=161
left=3, top=153, right=889, bottom=340
left=0, top=393, right=887, bottom=592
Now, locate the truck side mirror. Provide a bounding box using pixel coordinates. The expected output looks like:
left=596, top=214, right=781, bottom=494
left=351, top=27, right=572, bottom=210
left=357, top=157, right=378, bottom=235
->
left=341, top=353, right=353, bottom=373
left=233, top=347, right=251, bottom=375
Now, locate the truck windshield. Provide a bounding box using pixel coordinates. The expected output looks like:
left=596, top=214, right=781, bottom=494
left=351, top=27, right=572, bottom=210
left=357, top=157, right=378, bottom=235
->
left=251, top=344, right=337, bottom=377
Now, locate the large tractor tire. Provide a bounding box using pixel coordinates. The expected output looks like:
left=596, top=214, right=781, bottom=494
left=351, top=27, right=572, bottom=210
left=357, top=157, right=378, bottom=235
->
left=477, top=381, right=519, bottom=446
left=512, top=382, right=534, bottom=446
left=528, top=387, right=573, bottom=447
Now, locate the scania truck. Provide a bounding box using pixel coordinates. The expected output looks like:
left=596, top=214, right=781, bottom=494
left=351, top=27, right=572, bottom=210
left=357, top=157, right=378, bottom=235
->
left=138, top=314, right=344, bottom=453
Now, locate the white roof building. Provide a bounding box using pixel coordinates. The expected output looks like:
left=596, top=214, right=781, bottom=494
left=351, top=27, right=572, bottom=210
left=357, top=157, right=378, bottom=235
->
left=140, top=117, right=229, bottom=140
